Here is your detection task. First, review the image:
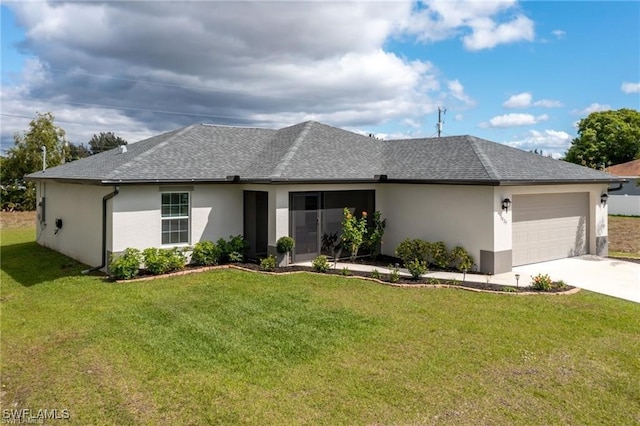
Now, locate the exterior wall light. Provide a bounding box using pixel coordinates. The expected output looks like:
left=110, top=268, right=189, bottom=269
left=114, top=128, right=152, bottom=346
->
left=600, top=193, right=608, bottom=205
left=502, top=198, right=512, bottom=212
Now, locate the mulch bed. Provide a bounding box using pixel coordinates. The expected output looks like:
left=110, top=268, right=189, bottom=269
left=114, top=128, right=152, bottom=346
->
left=117, top=261, right=577, bottom=295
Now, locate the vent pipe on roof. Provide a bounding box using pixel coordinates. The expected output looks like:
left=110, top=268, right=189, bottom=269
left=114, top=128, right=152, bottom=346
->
left=41, top=146, right=47, bottom=171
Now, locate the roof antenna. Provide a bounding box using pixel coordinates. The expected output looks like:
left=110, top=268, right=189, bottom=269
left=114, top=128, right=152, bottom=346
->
left=437, top=107, right=446, bottom=138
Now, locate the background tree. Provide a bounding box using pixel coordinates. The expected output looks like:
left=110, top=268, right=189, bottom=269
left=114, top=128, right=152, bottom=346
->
left=66, top=142, right=91, bottom=162
left=1, top=112, right=67, bottom=211
left=564, top=108, right=640, bottom=169
left=88, top=132, right=127, bottom=154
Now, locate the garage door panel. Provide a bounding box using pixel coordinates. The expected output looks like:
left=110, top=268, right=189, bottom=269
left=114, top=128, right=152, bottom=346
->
left=513, top=193, right=588, bottom=266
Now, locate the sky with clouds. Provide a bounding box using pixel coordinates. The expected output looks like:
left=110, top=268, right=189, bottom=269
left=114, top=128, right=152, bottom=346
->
left=1, top=0, right=639, bottom=158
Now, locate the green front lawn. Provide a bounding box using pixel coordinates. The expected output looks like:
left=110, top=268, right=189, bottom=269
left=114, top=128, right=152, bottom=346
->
left=1, top=227, right=639, bottom=424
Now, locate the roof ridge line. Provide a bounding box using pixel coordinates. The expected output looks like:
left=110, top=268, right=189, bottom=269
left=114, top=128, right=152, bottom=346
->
left=106, top=125, right=197, bottom=179
left=270, top=121, right=314, bottom=178
left=468, top=136, right=500, bottom=180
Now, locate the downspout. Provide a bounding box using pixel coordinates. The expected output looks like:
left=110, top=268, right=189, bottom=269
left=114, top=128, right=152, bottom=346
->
left=82, top=186, right=120, bottom=274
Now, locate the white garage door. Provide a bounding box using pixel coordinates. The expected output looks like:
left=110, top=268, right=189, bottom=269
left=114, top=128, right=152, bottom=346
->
left=512, top=193, right=589, bottom=266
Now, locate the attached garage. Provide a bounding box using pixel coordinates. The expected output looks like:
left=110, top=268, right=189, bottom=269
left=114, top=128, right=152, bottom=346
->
left=512, top=192, right=589, bottom=266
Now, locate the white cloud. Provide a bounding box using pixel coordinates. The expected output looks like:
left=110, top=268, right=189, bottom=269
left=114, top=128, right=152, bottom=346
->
left=2, top=1, right=450, bottom=148
left=533, top=99, right=564, bottom=108
left=454, top=114, right=464, bottom=121
left=506, top=129, right=572, bottom=158
left=503, top=92, right=563, bottom=108
left=400, top=0, right=535, bottom=51
left=551, top=29, right=566, bottom=39
left=463, top=15, right=534, bottom=50
left=621, top=82, right=640, bottom=94
left=447, top=79, right=475, bottom=106
left=480, top=113, right=549, bottom=128
left=573, top=103, right=612, bottom=115
left=504, top=92, right=532, bottom=108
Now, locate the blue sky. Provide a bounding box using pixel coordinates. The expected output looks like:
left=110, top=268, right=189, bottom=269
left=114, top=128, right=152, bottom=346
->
left=1, top=1, right=638, bottom=157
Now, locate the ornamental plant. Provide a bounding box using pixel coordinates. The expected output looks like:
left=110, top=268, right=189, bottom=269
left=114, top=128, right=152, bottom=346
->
left=531, top=273, right=553, bottom=291
left=143, top=247, right=186, bottom=275
left=260, top=255, right=277, bottom=272
left=406, top=259, right=428, bottom=280
left=341, top=208, right=368, bottom=262
left=276, top=236, right=295, bottom=254
left=311, top=255, right=330, bottom=273
left=109, top=248, right=142, bottom=280
left=191, top=241, right=221, bottom=266
left=449, top=246, right=474, bottom=272
left=364, top=210, right=386, bottom=260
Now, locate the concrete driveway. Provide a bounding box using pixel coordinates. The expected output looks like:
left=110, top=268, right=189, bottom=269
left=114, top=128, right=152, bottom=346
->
left=512, top=256, right=640, bottom=303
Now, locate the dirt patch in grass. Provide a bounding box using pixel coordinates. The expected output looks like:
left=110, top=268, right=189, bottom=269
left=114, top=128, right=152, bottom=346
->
left=608, top=215, right=640, bottom=256
left=0, top=211, right=36, bottom=229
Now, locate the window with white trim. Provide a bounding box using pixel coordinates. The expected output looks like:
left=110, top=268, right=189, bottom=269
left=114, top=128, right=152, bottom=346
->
left=161, top=192, right=189, bottom=244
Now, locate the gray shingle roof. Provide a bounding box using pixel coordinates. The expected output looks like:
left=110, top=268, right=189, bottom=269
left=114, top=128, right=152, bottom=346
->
left=27, top=121, right=620, bottom=185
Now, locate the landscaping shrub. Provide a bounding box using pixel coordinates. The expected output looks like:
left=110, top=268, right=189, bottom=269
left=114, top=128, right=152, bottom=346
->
left=260, top=255, right=277, bottom=272
left=341, top=267, right=351, bottom=276
left=429, top=241, right=449, bottom=269
left=406, top=259, right=428, bottom=280
left=312, top=255, right=330, bottom=273
left=364, top=210, right=386, bottom=260
left=341, top=208, right=368, bottom=262
left=388, top=264, right=400, bottom=283
left=190, top=241, right=221, bottom=266
left=395, top=238, right=430, bottom=265
left=449, top=246, right=474, bottom=272
left=276, top=236, right=295, bottom=254
left=217, top=235, right=249, bottom=263
left=143, top=247, right=186, bottom=275
left=370, top=268, right=382, bottom=279
left=531, top=273, right=553, bottom=291
left=109, top=248, right=142, bottom=280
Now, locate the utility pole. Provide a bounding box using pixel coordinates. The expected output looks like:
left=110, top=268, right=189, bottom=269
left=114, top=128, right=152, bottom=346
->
left=437, top=107, right=446, bottom=137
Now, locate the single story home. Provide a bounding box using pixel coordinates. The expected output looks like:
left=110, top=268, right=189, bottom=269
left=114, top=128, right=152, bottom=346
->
left=605, top=159, right=640, bottom=216
left=27, top=121, right=621, bottom=274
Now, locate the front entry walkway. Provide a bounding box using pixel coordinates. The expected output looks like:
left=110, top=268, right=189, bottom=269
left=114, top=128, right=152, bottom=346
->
left=294, top=255, right=640, bottom=303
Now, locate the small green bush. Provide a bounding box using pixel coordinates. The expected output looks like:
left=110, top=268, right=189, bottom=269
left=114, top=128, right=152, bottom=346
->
left=370, top=268, right=382, bottom=279
left=556, top=280, right=568, bottom=289
left=217, top=235, right=249, bottom=263
left=449, top=246, right=474, bottom=272
left=341, top=267, right=351, bottom=276
left=502, top=286, right=517, bottom=293
left=109, top=248, right=142, bottom=280
left=191, top=241, right=221, bottom=266
left=312, top=255, right=330, bottom=273
left=276, top=236, right=295, bottom=254
left=531, top=273, right=553, bottom=291
left=395, top=238, right=430, bottom=265
left=260, top=255, right=277, bottom=272
left=143, top=247, right=186, bottom=275
left=406, top=259, right=428, bottom=280
left=429, top=241, right=449, bottom=269
left=388, top=264, right=400, bottom=283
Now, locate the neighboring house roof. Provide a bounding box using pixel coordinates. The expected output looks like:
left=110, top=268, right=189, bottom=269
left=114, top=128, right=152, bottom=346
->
left=27, top=121, right=621, bottom=185
left=605, top=159, right=640, bottom=177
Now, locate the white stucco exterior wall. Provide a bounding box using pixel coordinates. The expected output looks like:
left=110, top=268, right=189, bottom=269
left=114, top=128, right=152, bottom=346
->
left=376, top=184, right=495, bottom=265
left=111, top=184, right=243, bottom=252
left=35, top=181, right=114, bottom=267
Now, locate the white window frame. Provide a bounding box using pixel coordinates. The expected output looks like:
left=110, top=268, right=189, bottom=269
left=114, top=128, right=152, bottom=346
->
left=161, top=192, right=190, bottom=245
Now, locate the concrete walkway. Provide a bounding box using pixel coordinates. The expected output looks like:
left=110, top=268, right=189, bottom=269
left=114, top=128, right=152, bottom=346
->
left=294, top=255, right=640, bottom=303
